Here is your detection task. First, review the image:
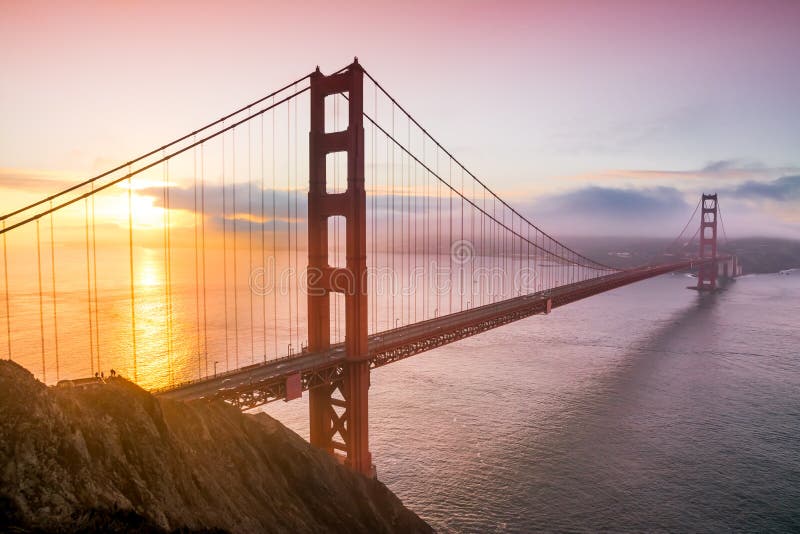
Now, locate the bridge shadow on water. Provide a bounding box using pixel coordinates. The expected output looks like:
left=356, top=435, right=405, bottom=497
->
left=538, top=283, right=730, bottom=432
left=492, top=286, right=744, bottom=531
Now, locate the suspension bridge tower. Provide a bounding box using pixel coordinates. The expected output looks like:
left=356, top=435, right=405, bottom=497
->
left=307, top=60, right=374, bottom=477
left=696, top=193, right=718, bottom=291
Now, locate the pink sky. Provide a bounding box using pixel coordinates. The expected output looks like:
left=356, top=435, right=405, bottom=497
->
left=2, top=0, right=799, bottom=236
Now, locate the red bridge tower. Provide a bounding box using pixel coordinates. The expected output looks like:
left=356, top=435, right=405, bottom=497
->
left=307, top=60, right=373, bottom=477
left=697, top=193, right=718, bottom=291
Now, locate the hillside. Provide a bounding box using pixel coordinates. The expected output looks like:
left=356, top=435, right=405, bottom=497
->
left=565, top=236, right=800, bottom=273
left=0, top=360, right=432, bottom=533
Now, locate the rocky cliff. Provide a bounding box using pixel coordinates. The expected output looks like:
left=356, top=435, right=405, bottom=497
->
left=0, top=360, right=432, bottom=533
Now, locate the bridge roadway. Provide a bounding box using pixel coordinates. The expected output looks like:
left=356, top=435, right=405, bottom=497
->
left=156, top=257, right=721, bottom=410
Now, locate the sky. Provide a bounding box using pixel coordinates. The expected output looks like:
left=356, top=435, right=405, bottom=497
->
left=1, top=0, right=799, bottom=238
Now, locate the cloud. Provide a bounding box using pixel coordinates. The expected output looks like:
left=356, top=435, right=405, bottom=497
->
left=699, top=159, right=766, bottom=173
left=563, top=160, right=798, bottom=187
left=139, top=183, right=307, bottom=224
left=539, top=186, right=689, bottom=216
left=0, top=168, right=77, bottom=192
left=138, top=183, right=461, bottom=223
left=518, top=186, right=693, bottom=237
left=521, top=180, right=800, bottom=238
left=730, top=175, right=800, bottom=201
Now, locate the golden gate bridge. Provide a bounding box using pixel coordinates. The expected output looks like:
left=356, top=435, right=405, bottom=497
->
left=0, top=59, right=738, bottom=476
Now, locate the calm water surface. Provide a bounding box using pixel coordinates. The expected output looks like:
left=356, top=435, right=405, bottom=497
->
left=264, top=272, right=800, bottom=532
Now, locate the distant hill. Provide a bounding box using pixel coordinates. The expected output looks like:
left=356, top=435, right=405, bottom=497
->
left=563, top=236, right=800, bottom=274
left=723, top=238, right=800, bottom=274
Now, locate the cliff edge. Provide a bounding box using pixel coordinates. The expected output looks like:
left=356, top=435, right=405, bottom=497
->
left=0, top=360, right=432, bottom=533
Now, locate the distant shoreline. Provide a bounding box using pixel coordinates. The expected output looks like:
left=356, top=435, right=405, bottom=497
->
left=565, top=236, right=800, bottom=275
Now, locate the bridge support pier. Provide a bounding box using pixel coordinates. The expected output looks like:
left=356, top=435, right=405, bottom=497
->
left=307, top=60, right=374, bottom=477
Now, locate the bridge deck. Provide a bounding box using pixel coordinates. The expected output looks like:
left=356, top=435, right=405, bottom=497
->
left=156, top=258, right=719, bottom=410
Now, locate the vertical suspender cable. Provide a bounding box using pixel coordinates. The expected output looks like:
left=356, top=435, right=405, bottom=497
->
left=478, top=188, right=486, bottom=306
left=162, top=159, right=169, bottom=378
left=402, top=111, right=406, bottom=323
left=470, top=175, right=475, bottom=305
left=449, top=159, right=452, bottom=314
left=501, top=205, right=506, bottom=298
left=290, top=84, right=302, bottom=347
left=194, top=138, right=201, bottom=377
left=2, top=220, right=10, bottom=360
left=422, top=136, right=427, bottom=320
left=91, top=190, right=100, bottom=373
left=49, top=203, right=59, bottom=380
left=36, top=220, right=46, bottom=382
left=164, top=156, right=174, bottom=383
left=222, top=128, right=230, bottom=371
left=128, top=172, right=137, bottom=382
left=493, top=196, right=497, bottom=300
left=232, top=128, right=239, bottom=368
left=372, top=84, right=377, bottom=332
left=460, top=169, right=464, bottom=309
left=248, top=114, right=254, bottom=363
left=84, top=198, right=94, bottom=375
left=391, top=101, right=395, bottom=328
left=436, top=145, right=440, bottom=316
left=413, top=129, right=418, bottom=323
left=385, top=108, right=390, bottom=329
left=407, top=117, right=412, bottom=323
left=399, top=116, right=404, bottom=326
left=201, top=144, right=208, bottom=375
left=406, top=120, right=410, bottom=323
left=260, top=114, right=267, bottom=361
left=286, top=99, right=292, bottom=351
left=272, top=98, right=278, bottom=358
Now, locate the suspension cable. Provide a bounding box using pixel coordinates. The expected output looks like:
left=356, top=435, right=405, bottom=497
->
left=717, top=201, right=731, bottom=247
left=0, top=73, right=315, bottom=223
left=365, top=110, right=614, bottom=271
left=663, top=198, right=701, bottom=254
left=344, top=88, right=613, bottom=272
left=360, top=68, right=616, bottom=271
left=1, top=86, right=311, bottom=235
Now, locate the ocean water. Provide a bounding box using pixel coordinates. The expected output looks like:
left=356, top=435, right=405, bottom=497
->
left=4, top=237, right=798, bottom=531
left=263, top=272, right=800, bottom=532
